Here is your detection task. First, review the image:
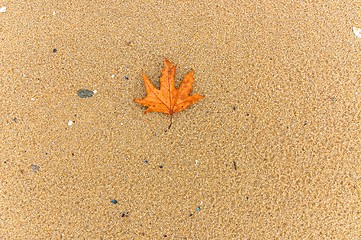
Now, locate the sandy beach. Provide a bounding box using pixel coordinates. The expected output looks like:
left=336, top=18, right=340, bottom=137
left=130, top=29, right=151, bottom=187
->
left=1, top=1, right=360, bottom=239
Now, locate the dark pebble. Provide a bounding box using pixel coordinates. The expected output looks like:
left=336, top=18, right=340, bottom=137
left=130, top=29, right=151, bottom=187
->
left=77, top=89, right=94, bottom=98
left=121, top=211, right=129, bottom=217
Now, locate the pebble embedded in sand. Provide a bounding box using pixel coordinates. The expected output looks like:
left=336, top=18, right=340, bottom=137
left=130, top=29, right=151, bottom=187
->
left=30, top=164, right=40, bottom=173
left=77, top=89, right=94, bottom=98
left=352, top=26, right=361, bottom=38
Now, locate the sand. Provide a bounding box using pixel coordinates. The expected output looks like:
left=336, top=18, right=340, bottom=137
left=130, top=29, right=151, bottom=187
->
left=1, top=0, right=360, bottom=239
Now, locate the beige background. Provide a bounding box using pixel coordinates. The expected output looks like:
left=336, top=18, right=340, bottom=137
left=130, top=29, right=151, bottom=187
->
left=1, top=0, right=360, bottom=239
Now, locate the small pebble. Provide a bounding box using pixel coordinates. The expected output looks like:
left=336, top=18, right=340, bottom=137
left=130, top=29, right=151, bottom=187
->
left=353, top=26, right=361, bottom=38
left=68, top=120, right=74, bottom=126
left=77, top=89, right=94, bottom=98
left=0, top=6, right=6, bottom=13
left=30, top=164, right=40, bottom=173
left=125, top=41, right=134, bottom=47
left=52, top=48, right=57, bottom=53
left=111, top=199, right=118, bottom=204
left=121, top=211, right=129, bottom=217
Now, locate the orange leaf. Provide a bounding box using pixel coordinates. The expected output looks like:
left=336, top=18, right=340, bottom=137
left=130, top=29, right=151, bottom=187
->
left=134, top=59, right=204, bottom=115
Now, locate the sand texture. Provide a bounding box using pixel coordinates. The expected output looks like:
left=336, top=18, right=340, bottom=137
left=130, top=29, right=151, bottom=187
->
left=1, top=1, right=360, bottom=239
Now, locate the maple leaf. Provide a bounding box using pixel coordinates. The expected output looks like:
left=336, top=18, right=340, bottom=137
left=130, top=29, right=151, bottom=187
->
left=134, top=59, right=204, bottom=126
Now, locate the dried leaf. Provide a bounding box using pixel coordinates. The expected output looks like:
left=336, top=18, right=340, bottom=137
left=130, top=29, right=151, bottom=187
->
left=134, top=59, right=204, bottom=116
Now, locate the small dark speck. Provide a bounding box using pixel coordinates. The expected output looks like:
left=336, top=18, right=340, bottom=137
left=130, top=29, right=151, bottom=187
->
left=196, top=206, right=201, bottom=211
left=121, top=211, right=129, bottom=217
left=125, top=41, right=134, bottom=47
left=3, top=161, right=6, bottom=164
left=159, top=164, right=164, bottom=169
left=111, top=199, right=118, bottom=204
left=124, top=76, right=129, bottom=80
left=163, top=235, right=168, bottom=237
left=246, top=196, right=249, bottom=200
left=246, top=113, right=250, bottom=116
left=144, top=159, right=149, bottom=164
left=77, top=89, right=94, bottom=98
left=52, top=48, right=57, bottom=53
left=13, top=117, right=18, bottom=123
left=31, top=164, right=40, bottom=173
left=233, top=106, right=237, bottom=111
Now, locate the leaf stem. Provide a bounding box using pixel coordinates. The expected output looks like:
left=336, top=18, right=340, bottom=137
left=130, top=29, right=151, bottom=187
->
left=168, top=115, right=173, bottom=129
